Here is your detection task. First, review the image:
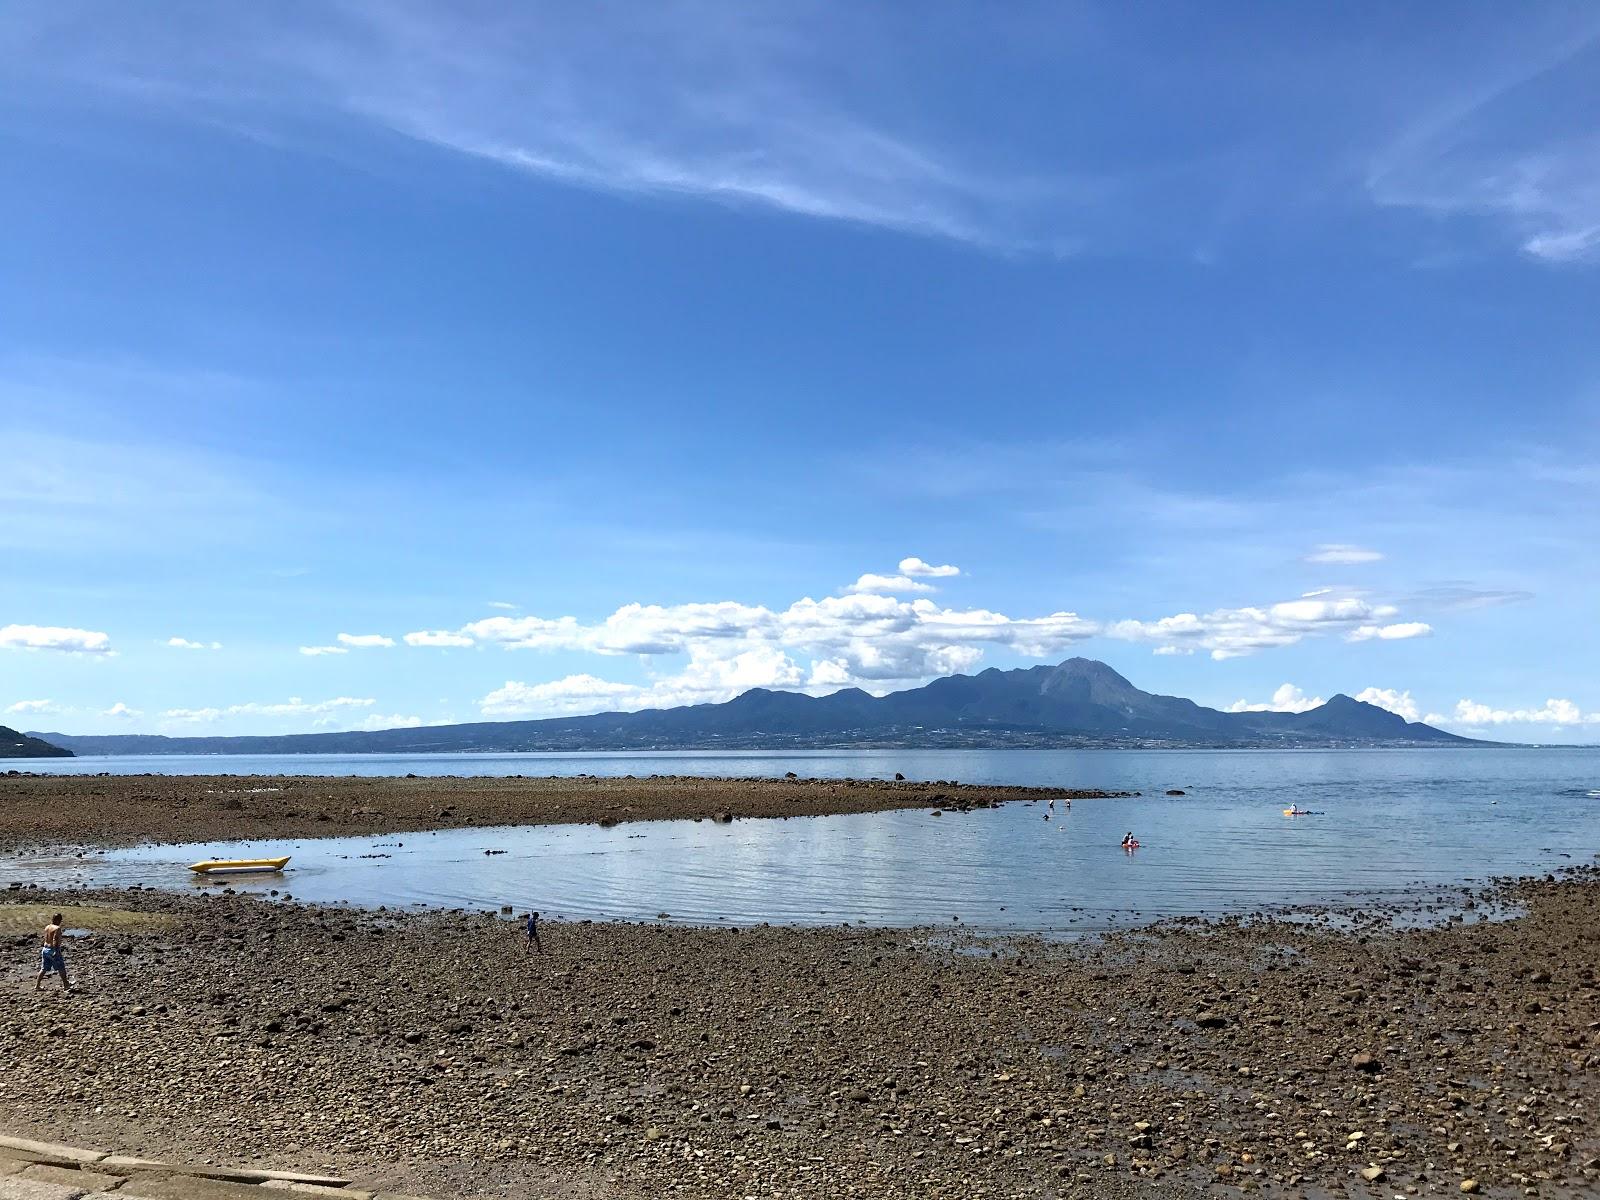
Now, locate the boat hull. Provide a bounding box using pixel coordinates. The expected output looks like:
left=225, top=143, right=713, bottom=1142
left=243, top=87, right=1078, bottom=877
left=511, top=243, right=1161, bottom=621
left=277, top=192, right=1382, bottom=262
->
left=189, top=856, right=291, bottom=875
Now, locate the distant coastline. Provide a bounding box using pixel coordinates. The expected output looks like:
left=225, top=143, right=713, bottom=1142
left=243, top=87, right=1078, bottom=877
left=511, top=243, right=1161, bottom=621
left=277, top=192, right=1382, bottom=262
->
left=21, top=734, right=1506, bottom=757
left=29, top=655, right=1491, bottom=756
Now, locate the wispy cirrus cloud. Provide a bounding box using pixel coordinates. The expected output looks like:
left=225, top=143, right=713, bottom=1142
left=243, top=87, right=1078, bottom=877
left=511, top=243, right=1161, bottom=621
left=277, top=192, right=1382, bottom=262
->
left=0, top=362, right=285, bottom=555
left=10, top=3, right=1089, bottom=255
left=1304, top=544, right=1383, bottom=565
left=163, top=696, right=375, bottom=724
left=1366, top=20, right=1600, bottom=263
left=13, top=4, right=1600, bottom=262
left=1405, top=583, right=1534, bottom=611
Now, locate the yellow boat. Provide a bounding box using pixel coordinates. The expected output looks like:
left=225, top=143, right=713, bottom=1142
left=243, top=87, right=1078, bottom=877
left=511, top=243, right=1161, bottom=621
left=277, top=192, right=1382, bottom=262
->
left=189, top=856, right=291, bottom=875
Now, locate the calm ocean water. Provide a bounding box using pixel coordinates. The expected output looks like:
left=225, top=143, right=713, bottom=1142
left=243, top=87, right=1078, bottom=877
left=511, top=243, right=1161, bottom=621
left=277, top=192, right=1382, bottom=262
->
left=8, top=747, right=1598, bottom=931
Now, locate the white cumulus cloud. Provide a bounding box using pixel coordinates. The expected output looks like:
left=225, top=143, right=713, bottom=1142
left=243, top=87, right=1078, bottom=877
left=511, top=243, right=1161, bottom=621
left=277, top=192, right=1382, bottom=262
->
left=1443, top=698, right=1600, bottom=728
left=0, top=624, right=113, bottom=654
left=1354, top=687, right=1422, bottom=723
left=6, top=699, right=58, bottom=715
left=396, top=579, right=1435, bottom=712
left=299, top=645, right=348, bottom=656
left=846, top=573, right=934, bottom=595
left=358, top=713, right=424, bottom=731
left=337, top=632, right=395, bottom=648
left=480, top=646, right=818, bottom=719
left=898, top=557, right=962, bottom=578
left=103, top=702, right=141, bottom=719
left=481, top=674, right=647, bottom=718
left=1227, top=684, right=1325, bottom=714
left=167, top=636, right=222, bottom=650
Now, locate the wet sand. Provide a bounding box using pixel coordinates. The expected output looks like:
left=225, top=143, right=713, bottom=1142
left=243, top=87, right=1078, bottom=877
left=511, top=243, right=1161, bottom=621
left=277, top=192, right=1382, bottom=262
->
left=0, top=771, right=1108, bottom=852
left=2, top=872, right=1595, bottom=1200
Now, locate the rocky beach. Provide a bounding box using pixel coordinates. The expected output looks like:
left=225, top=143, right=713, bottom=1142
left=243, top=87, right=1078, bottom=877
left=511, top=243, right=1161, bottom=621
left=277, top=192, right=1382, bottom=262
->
left=1, top=774, right=1596, bottom=1199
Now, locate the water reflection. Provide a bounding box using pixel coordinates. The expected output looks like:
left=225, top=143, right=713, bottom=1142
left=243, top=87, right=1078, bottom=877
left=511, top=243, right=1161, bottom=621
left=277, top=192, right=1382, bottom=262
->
left=6, top=776, right=1596, bottom=933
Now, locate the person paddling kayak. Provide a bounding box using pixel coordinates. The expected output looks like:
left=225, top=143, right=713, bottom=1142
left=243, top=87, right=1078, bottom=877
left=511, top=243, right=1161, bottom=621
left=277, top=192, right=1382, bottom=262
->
left=1120, top=832, right=1140, bottom=849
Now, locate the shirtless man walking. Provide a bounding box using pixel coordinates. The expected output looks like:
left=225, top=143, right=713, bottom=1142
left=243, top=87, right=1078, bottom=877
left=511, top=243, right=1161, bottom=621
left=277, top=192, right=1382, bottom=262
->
left=35, top=913, right=71, bottom=993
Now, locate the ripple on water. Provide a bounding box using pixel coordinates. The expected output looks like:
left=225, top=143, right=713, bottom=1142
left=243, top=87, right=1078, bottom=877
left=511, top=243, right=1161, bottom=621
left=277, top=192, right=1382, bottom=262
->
left=3, top=767, right=1596, bottom=933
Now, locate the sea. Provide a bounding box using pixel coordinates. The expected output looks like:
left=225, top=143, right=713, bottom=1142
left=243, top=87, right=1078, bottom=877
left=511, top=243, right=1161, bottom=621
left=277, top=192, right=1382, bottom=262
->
left=6, top=747, right=1598, bottom=933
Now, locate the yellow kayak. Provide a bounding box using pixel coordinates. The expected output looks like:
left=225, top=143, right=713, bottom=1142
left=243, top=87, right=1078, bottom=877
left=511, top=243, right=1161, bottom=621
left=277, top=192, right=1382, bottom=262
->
left=189, top=856, right=291, bottom=875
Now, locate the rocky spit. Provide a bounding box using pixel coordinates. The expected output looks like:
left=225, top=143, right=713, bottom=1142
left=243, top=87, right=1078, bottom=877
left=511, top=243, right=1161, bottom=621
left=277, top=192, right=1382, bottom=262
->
left=3, top=869, right=1596, bottom=1200
left=0, top=772, right=1114, bottom=851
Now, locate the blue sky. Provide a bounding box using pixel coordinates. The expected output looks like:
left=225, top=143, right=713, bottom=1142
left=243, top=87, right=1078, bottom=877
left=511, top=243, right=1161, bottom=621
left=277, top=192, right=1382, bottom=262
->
left=2, top=2, right=1597, bottom=742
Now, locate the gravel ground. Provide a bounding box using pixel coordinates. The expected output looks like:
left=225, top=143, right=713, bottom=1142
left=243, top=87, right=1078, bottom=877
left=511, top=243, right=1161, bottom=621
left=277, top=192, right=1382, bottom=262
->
left=3, top=871, right=1596, bottom=1200
left=0, top=772, right=1114, bottom=852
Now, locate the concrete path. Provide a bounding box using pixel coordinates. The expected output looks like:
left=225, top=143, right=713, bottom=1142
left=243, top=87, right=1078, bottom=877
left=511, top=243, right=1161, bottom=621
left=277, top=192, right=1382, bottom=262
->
left=0, top=1137, right=434, bottom=1200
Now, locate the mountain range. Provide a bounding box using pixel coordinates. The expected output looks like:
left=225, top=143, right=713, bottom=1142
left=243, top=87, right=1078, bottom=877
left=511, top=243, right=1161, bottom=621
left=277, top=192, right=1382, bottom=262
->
left=30, top=658, right=1480, bottom=755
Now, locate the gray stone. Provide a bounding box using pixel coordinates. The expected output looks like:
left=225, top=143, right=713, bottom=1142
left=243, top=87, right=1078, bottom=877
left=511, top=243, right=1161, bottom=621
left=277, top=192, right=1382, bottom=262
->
left=18, top=1167, right=123, bottom=1194
left=0, top=1178, right=91, bottom=1200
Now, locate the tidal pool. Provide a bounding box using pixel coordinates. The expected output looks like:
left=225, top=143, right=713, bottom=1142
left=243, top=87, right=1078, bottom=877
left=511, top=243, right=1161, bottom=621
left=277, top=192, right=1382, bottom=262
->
left=8, top=775, right=1596, bottom=932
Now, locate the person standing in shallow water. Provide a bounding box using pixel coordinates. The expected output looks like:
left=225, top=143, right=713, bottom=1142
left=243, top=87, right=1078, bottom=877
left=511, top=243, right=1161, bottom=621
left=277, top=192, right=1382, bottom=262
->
left=524, top=910, right=543, bottom=954
left=36, top=913, right=71, bottom=992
